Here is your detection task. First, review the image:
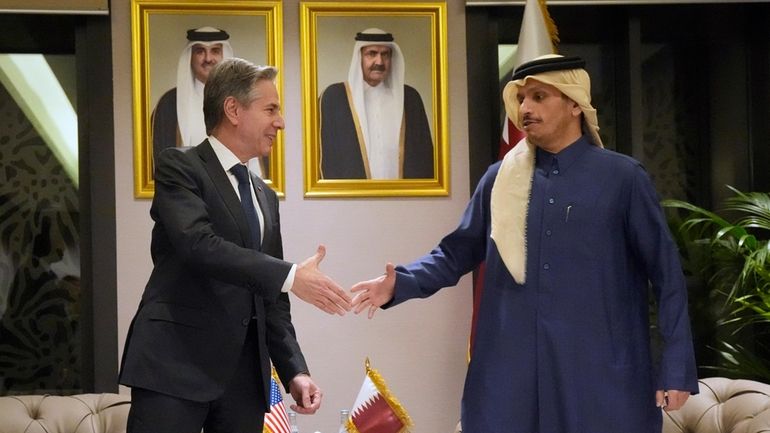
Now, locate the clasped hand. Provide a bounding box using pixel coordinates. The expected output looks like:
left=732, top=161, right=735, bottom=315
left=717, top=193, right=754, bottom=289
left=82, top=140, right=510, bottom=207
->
left=290, top=249, right=396, bottom=318
left=291, top=252, right=395, bottom=319
left=291, top=245, right=352, bottom=315
left=350, top=263, right=396, bottom=319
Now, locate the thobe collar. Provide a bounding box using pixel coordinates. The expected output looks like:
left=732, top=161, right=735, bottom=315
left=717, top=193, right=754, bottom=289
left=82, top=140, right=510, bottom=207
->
left=535, top=135, right=592, bottom=177
left=490, top=134, right=594, bottom=285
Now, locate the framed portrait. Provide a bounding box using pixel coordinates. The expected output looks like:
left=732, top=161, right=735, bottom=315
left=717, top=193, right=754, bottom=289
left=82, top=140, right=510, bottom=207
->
left=300, top=1, right=449, bottom=197
left=131, top=0, right=284, bottom=198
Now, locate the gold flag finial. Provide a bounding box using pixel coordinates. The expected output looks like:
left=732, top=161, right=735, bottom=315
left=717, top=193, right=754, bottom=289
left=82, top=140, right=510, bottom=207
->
left=365, top=357, right=371, bottom=373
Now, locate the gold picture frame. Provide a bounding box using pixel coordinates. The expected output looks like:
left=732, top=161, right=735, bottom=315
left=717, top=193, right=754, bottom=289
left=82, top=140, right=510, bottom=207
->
left=300, top=1, right=449, bottom=197
left=131, top=0, right=284, bottom=198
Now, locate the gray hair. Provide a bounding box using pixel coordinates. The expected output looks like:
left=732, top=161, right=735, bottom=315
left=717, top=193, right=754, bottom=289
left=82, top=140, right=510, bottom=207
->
left=203, top=57, right=278, bottom=133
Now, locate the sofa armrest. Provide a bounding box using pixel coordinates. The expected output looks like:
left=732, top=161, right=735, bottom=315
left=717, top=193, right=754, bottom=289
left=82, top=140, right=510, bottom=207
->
left=663, top=377, right=770, bottom=433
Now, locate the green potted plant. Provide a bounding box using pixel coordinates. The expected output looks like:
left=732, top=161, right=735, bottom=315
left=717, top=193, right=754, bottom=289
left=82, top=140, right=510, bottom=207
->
left=663, top=186, right=770, bottom=381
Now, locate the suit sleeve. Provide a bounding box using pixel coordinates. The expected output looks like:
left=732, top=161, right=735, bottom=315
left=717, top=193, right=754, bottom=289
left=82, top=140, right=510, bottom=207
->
left=258, top=187, right=309, bottom=387
left=152, top=147, right=292, bottom=300
left=265, top=292, right=308, bottom=390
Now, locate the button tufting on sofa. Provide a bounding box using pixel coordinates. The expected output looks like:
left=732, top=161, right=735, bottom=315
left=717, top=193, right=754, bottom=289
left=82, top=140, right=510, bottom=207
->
left=0, top=393, right=130, bottom=433
left=663, top=377, right=770, bottom=433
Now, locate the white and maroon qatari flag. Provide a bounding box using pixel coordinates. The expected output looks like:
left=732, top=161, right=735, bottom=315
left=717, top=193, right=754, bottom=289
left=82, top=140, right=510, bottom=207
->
left=340, top=359, right=412, bottom=433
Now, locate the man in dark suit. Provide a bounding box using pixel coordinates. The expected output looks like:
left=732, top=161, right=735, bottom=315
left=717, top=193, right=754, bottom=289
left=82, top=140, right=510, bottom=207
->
left=120, top=58, right=351, bottom=433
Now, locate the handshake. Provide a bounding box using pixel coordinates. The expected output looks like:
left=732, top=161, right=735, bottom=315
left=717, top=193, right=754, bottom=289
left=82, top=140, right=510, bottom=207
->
left=289, top=245, right=395, bottom=319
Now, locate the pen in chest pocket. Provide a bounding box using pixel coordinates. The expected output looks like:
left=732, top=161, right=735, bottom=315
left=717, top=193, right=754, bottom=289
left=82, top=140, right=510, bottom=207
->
left=565, top=205, right=573, bottom=222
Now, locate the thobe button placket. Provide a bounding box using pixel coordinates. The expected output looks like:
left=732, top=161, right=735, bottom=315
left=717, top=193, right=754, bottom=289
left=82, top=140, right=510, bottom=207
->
left=241, top=318, right=250, bottom=326
left=548, top=198, right=555, bottom=204
left=552, top=169, right=560, bottom=175
left=543, top=263, right=551, bottom=270
left=546, top=229, right=552, bottom=236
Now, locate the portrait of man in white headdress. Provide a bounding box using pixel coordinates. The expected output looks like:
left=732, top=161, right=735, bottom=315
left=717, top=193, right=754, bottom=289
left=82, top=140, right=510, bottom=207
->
left=318, top=28, right=434, bottom=180
left=150, top=27, right=234, bottom=166
left=135, top=10, right=277, bottom=198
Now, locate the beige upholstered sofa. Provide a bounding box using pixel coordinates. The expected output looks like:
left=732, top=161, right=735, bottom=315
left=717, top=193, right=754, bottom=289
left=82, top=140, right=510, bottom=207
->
left=0, top=393, right=129, bottom=433
left=452, top=377, right=770, bottom=433
left=663, top=377, right=770, bottom=433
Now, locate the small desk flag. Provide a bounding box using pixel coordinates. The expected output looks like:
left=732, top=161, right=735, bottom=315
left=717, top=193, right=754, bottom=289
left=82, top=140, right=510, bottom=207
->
left=263, top=367, right=291, bottom=433
left=339, top=358, right=412, bottom=433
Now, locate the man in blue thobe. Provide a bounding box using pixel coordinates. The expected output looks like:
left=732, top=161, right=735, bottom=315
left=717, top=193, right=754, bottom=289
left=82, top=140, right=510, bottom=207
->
left=351, top=55, right=699, bottom=433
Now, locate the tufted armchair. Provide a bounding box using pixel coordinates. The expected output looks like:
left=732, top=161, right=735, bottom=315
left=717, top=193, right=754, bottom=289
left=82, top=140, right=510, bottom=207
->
left=663, top=377, right=770, bottom=433
left=0, top=393, right=129, bottom=433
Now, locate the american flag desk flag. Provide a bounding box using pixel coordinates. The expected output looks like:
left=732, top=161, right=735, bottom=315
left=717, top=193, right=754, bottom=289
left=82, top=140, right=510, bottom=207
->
left=263, top=368, right=292, bottom=433
left=339, top=358, right=412, bottom=433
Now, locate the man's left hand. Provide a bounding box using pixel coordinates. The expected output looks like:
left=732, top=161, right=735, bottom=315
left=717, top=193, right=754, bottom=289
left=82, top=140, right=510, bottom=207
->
left=656, top=389, right=690, bottom=411
left=288, top=374, right=322, bottom=414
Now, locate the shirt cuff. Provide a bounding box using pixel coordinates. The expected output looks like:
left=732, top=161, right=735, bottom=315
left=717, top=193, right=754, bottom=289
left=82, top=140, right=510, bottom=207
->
left=281, top=264, right=297, bottom=293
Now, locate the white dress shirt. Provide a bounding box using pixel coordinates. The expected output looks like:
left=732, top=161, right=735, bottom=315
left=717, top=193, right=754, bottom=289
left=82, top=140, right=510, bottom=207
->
left=208, top=135, right=295, bottom=293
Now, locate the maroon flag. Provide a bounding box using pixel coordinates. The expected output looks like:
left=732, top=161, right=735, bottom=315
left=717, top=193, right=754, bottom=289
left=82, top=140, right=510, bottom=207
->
left=498, top=117, right=526, bottom=160
left=340, top=359, right=412, bottom=433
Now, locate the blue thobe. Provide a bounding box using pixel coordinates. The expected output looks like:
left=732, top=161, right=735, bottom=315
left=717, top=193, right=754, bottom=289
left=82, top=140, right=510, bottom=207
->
left=387, top=136, right=698, bottom=433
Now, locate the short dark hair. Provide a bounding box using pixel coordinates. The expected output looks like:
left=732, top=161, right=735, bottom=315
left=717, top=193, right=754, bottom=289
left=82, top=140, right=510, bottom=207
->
left=203, top=58, right=278, bottom=133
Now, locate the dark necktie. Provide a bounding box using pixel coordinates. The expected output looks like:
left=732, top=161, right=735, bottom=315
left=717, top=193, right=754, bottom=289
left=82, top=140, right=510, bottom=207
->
left=230, top=163, right=261, bottom=250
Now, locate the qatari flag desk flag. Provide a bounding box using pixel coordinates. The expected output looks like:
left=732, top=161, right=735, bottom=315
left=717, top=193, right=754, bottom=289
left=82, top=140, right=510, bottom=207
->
left=340, top=358, right=413, bottom=433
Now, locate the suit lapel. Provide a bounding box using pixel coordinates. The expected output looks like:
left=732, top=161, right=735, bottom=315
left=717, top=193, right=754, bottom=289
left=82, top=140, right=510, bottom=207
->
left=251, top=173, right=273, bottom=249
left=196, top=139, right=253, bottom=248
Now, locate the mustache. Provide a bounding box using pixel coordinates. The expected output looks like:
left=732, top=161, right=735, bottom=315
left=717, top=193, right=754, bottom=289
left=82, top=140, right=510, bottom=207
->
left=369, top=65, right=386, bottom=72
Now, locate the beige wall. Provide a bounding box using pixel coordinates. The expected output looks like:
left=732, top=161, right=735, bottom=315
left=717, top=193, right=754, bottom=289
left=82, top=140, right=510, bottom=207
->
left=112, top=1, right=471, bottom=432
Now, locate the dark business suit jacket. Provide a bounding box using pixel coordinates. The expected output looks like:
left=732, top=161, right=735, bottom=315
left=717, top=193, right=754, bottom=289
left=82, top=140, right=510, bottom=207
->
left=119, top=139, right=307, bottom=404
